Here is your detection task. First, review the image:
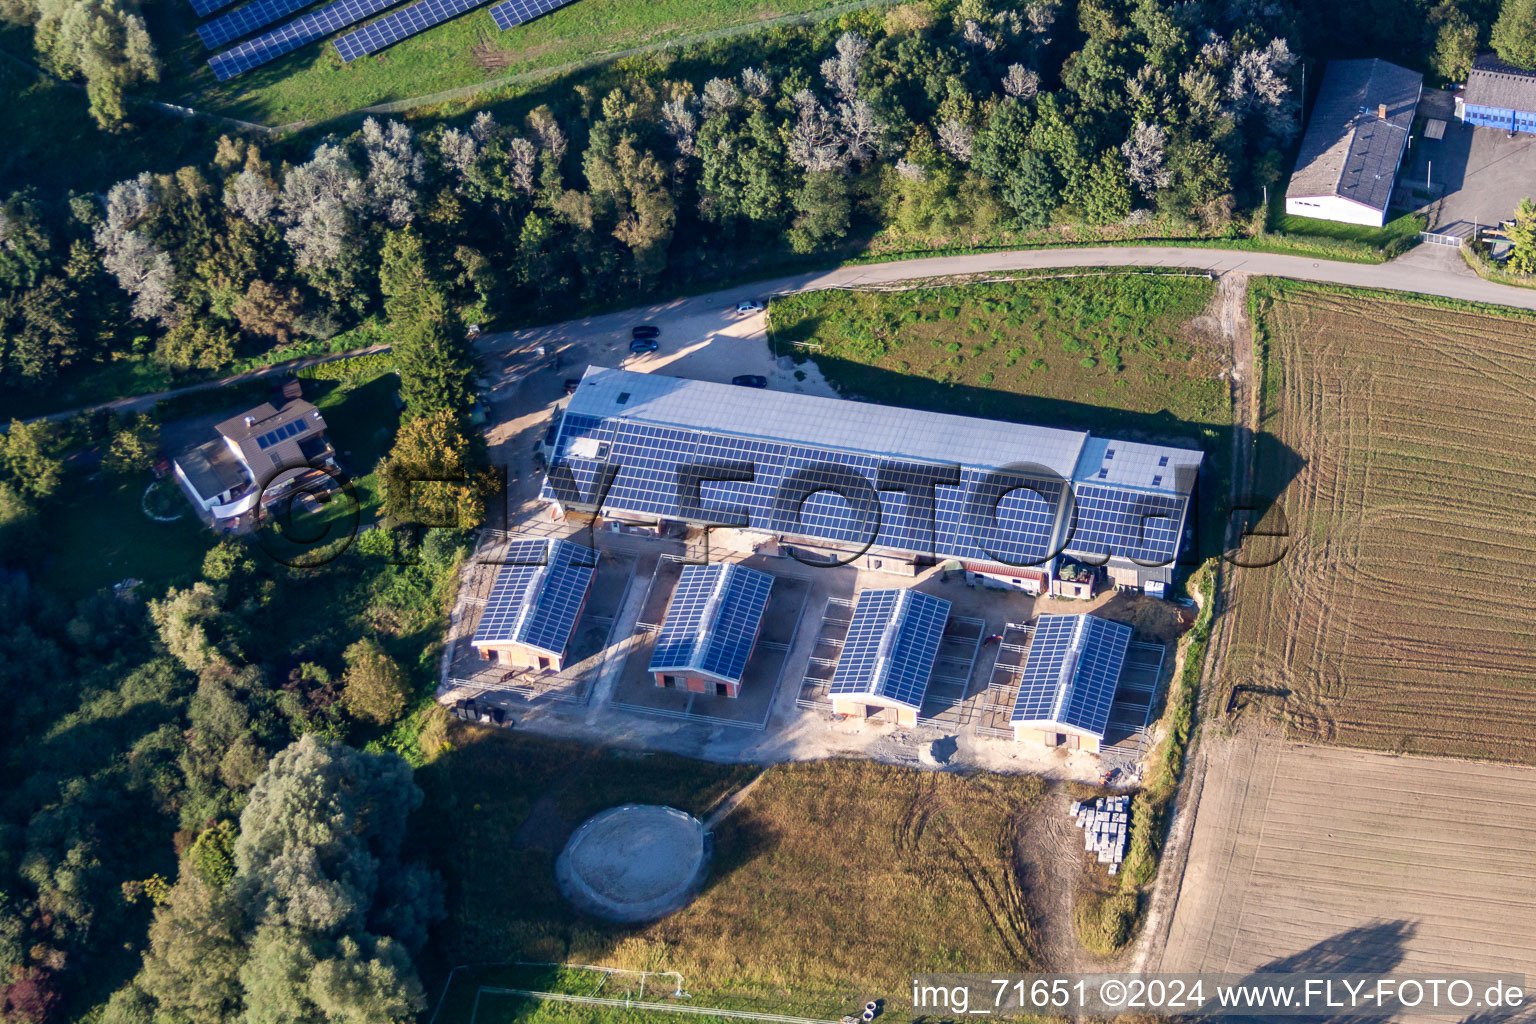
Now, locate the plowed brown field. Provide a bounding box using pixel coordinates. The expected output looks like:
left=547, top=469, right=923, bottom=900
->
left=1225, top=284, right=1536, bottom=763
left=1160, top=735, right=1536, bottom=979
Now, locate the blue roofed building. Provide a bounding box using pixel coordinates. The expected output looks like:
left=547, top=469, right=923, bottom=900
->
left=649, top=562, right=775, bottom=697
left=545, top=367, right=1202, bottom=598
left=1010, top=614, right=1133, bottom=753
left=828, top=589, right=951, bottom=727
left=470, top=537, right=596, bottom=673
left=1457, top=54, right=1536, bottom=134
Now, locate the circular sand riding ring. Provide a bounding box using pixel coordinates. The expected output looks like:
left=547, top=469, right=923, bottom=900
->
left=555, top=804, right=709, bottom=923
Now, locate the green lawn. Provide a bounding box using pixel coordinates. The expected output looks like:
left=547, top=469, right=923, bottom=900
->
left=769, top=272, right=1232, bottom=556
left=45, top=471, right=214, bottom=599
left=147, top=0, right=867, bottom=126
left=309, top=370, right=401, bottom=520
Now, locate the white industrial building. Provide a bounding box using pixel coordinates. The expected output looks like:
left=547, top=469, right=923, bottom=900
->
left=1285, top=58, right=1423, bottom=228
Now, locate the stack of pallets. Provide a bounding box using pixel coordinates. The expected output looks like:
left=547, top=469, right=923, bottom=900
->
left=1071, top=796, right=1129, bottom=875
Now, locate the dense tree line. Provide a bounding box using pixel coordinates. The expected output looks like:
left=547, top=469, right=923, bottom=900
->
left=2, top=0, right=1316, bottom=404
left=0, top=0, right=158, bottom=128
left=0, top=519, right=463, bottom=1019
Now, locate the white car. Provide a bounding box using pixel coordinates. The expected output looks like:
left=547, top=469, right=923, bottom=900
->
left=735, top=299, right=765, bottom=316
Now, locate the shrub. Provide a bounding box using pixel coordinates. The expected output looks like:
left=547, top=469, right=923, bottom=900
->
left=1075, top=890, right=1139, bottom=957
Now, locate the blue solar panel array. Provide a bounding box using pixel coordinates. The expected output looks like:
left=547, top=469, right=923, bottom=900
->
left=829, top=589, right=950, bottom=710
left=333, top=0, right=488, bottom=60
left=255, top=418, right=308, bottom=450
left=1010, top=614, right=1132, bottom=736
left=648, top=563, right=774, bottom=683
left=207, top=0, right=400, bottom=80
left=1066, top=485, right=1185, bottom=565
left=189, top=0, right=241, bottom=20
left=545, top=414, right=1066, bottom=568
left=488, top=0, right=572, bottom=31
left=471, top=538, right=595, bottom=658
left=198, top=0, right=311, bottom=50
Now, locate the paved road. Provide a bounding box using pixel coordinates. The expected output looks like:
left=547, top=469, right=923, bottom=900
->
left=17, top=344, right=393, bottom=427
left=20, top=242, right=1527, bottom=427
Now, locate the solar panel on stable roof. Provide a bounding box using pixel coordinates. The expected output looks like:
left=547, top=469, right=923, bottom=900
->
left=207, top=0, right=401, bottom=80
left=648, top=563, right=773, bottom=684
left=1009, top=614, right=1131, bottom=737
left=828, top=589, right=950, bottom=710
left=332, top=0, right=489, bottom=61
left=470, top=537, right=595, bottom=658
left=488, top=0, right=572, bottom=31
left=563, top=366, right=1088, bottom=477
left=546, top=417, right=1064, bottom=567
left=547, top=366, right=1204, bottom=572
left=197, top=0, right=312, bottom=50
left=1066, top=486, right=1185, bottom=565
left=189, top=0, right=241, bottom=20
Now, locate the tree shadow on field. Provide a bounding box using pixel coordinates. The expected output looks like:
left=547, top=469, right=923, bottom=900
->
left=1219, top=919, right=1415, bottom=1024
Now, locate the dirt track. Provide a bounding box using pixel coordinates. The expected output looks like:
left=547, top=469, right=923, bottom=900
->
left=1158, top=732, right=1536, bottom=978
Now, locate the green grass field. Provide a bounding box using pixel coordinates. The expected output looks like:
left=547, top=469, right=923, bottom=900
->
left=145, top=0, right=867, bottom=126
left=416, top=729, right=1043, bottom=1024
left=46, top=471, right=213, bottom=599
left=771, top=273, right=1226, bottom=428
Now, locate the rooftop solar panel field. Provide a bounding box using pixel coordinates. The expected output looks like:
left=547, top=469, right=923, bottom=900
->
left=1066, top=486, right=1187, bottom=565
left=470, top=538, right=595, bottom=658
left=546, top=367, right=1202, bottom=571
left=545, top=411, right=1065, bottom=567
left=1010, top=614, right=1132, bottom=736
left=207, top=0, right=400, bottom=80
left=332, top=0, right=488, bottom=60
left=197, top=0, right=311, bottom=50
left=648, top=563, right=774, bottom=683
left=829, top=589, right=951, bottom=710
left=488, top=0, right=573, bottom=31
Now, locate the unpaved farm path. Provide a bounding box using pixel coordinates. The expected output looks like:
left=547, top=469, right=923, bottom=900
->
left=1157, top=734, right=1536, bottom=979
left=1127, top=271, right=1256, bottom=974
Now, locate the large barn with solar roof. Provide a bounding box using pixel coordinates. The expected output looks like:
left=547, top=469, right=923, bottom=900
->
left=471, top=537, right=595, bottom=673
left=546, top=367, right=1202, bottom=598
left=1010, top=613, right=1133, bottom=753
left=649, top=563, right=774, bottom=698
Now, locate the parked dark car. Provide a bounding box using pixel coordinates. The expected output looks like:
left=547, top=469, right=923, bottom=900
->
left=631, top=324, right=660, bottom=339
left=629, top=337, right=659, bottom=354
left=563, top=378, right=580, bottom=395
left=731, top=374, right=769, bottom=388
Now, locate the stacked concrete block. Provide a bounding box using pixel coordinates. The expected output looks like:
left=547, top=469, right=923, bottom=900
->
left=1070, top=796, right=1130, bottom=875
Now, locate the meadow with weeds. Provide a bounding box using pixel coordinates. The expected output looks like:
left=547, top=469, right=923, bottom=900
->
left=418, top=730, right=1044, bottom=1022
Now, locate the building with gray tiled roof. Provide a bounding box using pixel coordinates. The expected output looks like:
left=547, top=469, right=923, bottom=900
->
left=1285, top=59, right=1422, bottom=227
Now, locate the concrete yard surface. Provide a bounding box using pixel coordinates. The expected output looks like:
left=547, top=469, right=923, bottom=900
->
left=1159, top=734, right=1536, bottom=980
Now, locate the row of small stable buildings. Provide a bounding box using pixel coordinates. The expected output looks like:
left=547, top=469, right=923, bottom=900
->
left=469, top=536, right=1137, bottom=752
left=825, top=587, right=1135, bottom=754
